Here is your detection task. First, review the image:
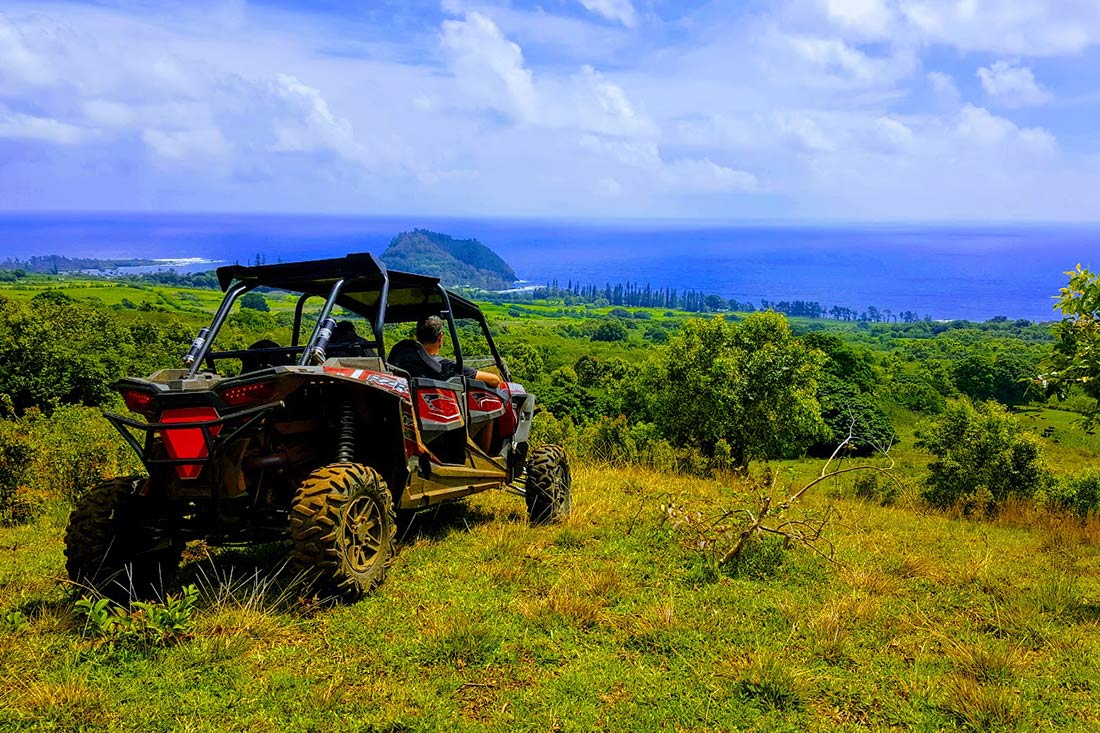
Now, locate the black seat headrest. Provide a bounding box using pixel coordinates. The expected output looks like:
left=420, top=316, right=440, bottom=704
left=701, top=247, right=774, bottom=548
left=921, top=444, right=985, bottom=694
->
left=387, top=339, right=443, bottom=379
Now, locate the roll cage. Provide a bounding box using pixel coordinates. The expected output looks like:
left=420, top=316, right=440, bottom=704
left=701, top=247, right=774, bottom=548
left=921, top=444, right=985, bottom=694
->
left=185, top=252, right=510, bottom=381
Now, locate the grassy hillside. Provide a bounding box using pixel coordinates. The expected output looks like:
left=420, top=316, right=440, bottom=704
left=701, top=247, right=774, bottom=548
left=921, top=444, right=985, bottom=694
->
left=2, top=463, right=1099, bottom=731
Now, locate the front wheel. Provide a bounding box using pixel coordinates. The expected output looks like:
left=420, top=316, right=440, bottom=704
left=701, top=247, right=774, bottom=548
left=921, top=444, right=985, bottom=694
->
left=525, top=445, right=572, bottom=525
left=290, top=463, right=396, bottom=601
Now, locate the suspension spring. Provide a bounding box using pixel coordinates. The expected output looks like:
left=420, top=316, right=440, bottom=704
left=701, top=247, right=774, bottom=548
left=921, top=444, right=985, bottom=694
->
left=335, top=399, right=356, bottom=463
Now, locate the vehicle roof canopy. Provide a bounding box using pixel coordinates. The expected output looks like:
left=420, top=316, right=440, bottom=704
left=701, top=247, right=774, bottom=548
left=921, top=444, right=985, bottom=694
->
left=216, top=252, right=485, bottom=324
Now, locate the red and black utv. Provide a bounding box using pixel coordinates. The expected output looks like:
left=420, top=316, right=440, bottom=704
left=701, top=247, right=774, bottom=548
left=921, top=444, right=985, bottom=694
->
left=65, top=253, right=571, bottom=599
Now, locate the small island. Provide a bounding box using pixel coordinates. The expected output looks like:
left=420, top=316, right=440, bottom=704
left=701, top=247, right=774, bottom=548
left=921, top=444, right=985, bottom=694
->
left=380, top=229, right=517, bottom=290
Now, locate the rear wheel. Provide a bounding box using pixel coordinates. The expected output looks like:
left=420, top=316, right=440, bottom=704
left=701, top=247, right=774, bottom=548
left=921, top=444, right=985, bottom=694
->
left=65, top=476, right=181, bottom=597
left=525, top=445, right=572, bottom=525
left=289, top=463, right=396, bottom=601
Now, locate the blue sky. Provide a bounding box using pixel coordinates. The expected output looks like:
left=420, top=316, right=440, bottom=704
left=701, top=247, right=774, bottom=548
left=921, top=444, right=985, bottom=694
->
left=1, top=0, right=1099, bottom=220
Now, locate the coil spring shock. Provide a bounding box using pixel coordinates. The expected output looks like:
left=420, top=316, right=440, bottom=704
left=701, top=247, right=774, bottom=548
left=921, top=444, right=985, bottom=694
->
left=335, top=399, right=356, bottom=463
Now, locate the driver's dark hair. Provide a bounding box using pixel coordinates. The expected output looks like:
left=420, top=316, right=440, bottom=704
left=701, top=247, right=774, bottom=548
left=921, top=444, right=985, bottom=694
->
left=415, top=315, right=444, bottom=344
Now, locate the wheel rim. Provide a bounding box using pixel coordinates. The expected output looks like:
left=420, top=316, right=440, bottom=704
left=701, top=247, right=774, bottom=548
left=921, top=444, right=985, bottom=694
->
left=341, top=494, right=385, bottom=574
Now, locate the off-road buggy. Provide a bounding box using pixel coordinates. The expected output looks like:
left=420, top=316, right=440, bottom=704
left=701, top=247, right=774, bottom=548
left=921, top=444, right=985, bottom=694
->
left=65, top=253, right=571, bottom=599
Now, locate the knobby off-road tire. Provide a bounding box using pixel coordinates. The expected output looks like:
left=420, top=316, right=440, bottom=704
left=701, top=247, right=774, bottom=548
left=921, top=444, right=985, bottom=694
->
left=289, top=463, right=397, bottom=601
left=525, top=445, right=572, bottom=525
left=65, top=475, right=182, bottom=598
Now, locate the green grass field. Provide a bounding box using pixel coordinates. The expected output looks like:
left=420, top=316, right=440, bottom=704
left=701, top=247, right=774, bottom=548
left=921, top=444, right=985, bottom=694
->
left=3, top=463, right=1099, bottom=732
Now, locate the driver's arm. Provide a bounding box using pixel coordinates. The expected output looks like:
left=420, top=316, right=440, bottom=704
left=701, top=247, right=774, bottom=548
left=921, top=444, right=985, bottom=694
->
left=474, top=369, right=502, bottom=388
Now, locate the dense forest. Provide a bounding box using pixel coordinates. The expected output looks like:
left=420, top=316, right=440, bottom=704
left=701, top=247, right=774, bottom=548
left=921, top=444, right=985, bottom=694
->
left=0, top=265, right=1097, bottom=526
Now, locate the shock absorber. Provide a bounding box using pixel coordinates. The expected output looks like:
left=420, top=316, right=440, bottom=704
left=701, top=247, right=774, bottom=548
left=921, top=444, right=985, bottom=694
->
left=335, top=399, right=356, bottom=463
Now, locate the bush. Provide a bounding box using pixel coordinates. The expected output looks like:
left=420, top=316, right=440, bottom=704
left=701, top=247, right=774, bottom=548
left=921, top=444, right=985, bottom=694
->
left=23, top=405, right=140, bottom=503
left=0, top=419, right=37, bottom=525
left=1044, top=471, right=1100, bottom=517
left=915, top=399, right=1052, bottom=514
left=239, top=292, right=270, bottom=312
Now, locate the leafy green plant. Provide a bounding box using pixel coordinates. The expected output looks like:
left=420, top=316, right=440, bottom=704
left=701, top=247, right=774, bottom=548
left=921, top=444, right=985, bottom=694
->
left=1044, top=265, right=1100, bottom=425
left=648, top=312, right=827, bottom=466
left=75, top=585, right=198, bottom=645
left=916, top=399, right=1053, bottom=514
left=2, top=608, right=29, bottom=632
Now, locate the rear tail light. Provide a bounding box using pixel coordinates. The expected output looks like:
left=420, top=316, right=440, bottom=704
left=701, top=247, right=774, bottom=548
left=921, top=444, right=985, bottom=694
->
left=220, top=381, right=278, bottom=408
left=160, top=407, right=221, bottom=480
left=120, top=388, right=156, bottom=415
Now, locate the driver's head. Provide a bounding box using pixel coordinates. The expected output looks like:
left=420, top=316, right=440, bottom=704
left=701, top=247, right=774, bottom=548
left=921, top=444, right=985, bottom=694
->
left=415, top=315, right=445, bottom=346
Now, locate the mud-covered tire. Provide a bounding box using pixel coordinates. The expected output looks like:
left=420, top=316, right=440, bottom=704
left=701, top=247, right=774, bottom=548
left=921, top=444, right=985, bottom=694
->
left=525, top=445, right=572, bottom=525
left=64, top=475, right=181, bottom=597
left=289, top=463, right=396, bottom=601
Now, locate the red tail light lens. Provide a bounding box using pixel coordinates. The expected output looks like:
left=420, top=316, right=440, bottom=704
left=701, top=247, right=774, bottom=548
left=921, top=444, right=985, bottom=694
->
left=220, top=381, right=278, bottom=408
left=160, top=407, right=221, bottom=480
left=120, top=388, right=156, bottom=414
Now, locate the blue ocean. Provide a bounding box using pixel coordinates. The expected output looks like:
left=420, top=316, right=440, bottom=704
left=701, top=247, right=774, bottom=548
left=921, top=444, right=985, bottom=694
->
left=1, top=213, right=1096, bottom=322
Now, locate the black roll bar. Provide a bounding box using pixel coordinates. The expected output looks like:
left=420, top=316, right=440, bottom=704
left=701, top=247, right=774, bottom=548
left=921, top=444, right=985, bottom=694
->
left=187, top=282, right=252, bottom=377
left=298, top=279, right=345, bottom=366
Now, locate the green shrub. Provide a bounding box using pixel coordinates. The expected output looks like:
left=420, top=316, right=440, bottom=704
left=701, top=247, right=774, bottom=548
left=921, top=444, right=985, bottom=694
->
left=24, top=404, right=140, bottom=503
left=915, top=399, right=1053, bottom=514
left=529, top=411, right=578, bottom=452
left=0, top=418, right=37, bottom=525
left=1044, top=471, right=1100, bottom=517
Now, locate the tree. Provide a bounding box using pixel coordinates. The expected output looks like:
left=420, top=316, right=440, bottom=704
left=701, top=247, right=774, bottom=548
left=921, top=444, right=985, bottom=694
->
left=915, top=399, right=1051, bottom=514
left=239, top=292, right=270, bottom=312
left=591, top=320, right=628, bottom=342
left=1045, top=265, right=1100, bottom=424
left=0, top=295, right=136, bottom=413
left=649, top=312, right=826, bottom=465
left=952, top=351, right=1037, bottom=407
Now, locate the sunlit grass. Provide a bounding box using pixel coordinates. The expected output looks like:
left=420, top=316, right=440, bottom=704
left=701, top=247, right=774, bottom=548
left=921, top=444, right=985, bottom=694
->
left=2, top=461, right=1099, bottom=731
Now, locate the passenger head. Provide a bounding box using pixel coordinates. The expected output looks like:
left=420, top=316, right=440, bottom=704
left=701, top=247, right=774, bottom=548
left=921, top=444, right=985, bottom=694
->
left=333, top=320, right=357, bottom=341
left=415, top=315, right=445, bottom=345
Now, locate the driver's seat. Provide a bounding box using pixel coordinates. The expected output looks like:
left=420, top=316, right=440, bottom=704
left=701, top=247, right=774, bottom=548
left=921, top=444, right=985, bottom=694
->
left=387, top=339, right=443, bottom=380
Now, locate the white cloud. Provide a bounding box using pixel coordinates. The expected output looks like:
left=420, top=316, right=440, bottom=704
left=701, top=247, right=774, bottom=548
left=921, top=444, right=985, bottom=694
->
left=955, top=104, right=1055, bottom=153
left=441, top=11, right=537, bottom=122
left=577, top=0, right=637, bottom=29
left=0, top=109, right=90, bottom=145
left=899, top=0, right=1100, bottom=56
left=820, top=0, right=893, bottom=38
left=780, top=114, right=836, bottom=153
left=665, top=158, right=757, bottom=193
left=0, top=13, right=54, bottom=87
left=270, top=73, right=366, bottom=163
left=927, top=71, right=960, bottom=103
left=142, top=126, right=230, bottom=160
left=977, top=60, right=1051, bottom=107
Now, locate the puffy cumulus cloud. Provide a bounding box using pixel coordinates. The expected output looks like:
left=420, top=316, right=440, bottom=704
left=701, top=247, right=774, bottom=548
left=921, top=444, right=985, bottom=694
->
left=898, top=0, right=1100, bottom=56
left=0, top=7, right=376, bottom=178
left=819, top=0, right=894, bottom=39
left=270, top=74, right=366, bottom=163
left=977, top=60, right=1051, bottom=107
left=756, top=28, right=917, bottom=94
left=577, top=0, right=637, bottom=29
left=955, top=104, right=1056, bottom=153
left=441, top=11, right=537, bottom=122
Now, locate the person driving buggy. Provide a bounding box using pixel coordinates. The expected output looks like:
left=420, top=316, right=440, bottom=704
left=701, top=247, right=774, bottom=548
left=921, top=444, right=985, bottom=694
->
left=392, top=315, right=502, bottom=387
